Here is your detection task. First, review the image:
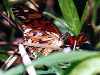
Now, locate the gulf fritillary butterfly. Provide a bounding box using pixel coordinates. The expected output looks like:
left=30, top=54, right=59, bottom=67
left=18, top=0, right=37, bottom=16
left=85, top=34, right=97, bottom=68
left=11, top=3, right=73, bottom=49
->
left=12, top=4, right=89, bottom=56
left=22, top=19, right=63, bottom=56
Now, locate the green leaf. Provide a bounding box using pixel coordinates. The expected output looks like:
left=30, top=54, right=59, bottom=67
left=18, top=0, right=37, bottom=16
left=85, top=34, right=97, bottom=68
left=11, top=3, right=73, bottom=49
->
left=51, top=65, right=64, bottom=75
left=96, top=42, right=100, bottom=49
left=43, top=12, right=74, bottom=34
left=37, top=70, right=55, bottom=75
left=58, top=0, right=81, bottom=35
left=3, top=51, right=100, bottom=75
left=0, top=70, right=5, bottom=75
left=81, top=0, right=100, bottom=26
left=31, top=51, right=100, bottom=66
left=3, top=0, right=15, bottom=20
left=69, top=57, right=100, bottom=75
left=4, top=51, right=100, bottom=75
left=0, top=51, right=9, bottom=61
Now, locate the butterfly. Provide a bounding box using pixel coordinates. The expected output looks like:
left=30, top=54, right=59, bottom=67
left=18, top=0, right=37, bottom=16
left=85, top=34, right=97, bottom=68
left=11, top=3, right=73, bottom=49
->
left=22, top=19, right=63, bottom=56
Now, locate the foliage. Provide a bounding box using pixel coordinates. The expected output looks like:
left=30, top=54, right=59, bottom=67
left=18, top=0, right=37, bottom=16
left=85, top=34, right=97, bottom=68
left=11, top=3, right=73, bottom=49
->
left=0, top=0, right=100, bottom=75
left=3, top=0, right=15, bottom=20
left=0, top=51, right=100, bottom=75
left=58, top=0, right=81, bottom=35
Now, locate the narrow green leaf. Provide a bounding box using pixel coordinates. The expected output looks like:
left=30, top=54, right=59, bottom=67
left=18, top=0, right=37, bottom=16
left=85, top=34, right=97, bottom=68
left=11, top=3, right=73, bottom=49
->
left=0, top=52, right=9, bottom=61
left=3, top=0, right=15, bottom=20
left=43, top=12, right=75, bottom=34
left=58, top=0, right=81, bottom=35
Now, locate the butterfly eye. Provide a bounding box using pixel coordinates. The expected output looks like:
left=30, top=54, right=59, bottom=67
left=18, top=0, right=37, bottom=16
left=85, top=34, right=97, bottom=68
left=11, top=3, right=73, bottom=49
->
left=60, top=32, right=70, bottom=40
